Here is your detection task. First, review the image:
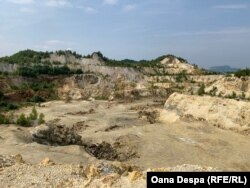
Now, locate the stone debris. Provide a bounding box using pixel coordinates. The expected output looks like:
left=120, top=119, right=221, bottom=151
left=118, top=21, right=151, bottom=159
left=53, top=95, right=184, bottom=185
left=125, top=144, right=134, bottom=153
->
left=138, top=109, right=160, bottom=124
left=31, top=123, right=83, bottom=146
left=39, top=158, right=55, bottom=166
left=0, top=158, right=218, bottom=188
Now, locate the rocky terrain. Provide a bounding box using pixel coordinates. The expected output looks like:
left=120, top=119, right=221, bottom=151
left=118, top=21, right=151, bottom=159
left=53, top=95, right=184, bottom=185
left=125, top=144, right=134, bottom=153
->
left=0, top=50, right=249, bottom=187
left=163, top=93, right=250, bottom=134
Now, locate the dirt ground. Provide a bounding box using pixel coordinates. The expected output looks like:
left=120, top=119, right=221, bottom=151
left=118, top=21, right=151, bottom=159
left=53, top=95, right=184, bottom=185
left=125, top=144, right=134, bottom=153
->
left=0, top=99, right=250, bottom=171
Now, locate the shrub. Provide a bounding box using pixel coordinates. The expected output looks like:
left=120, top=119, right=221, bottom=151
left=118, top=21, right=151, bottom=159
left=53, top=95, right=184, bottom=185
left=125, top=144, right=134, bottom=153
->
left=16, top=113, right=31, bottom=127
left=29, top=96, right=46, bottom=103
left=175, top=71, right=187, bottom=83
left=38, top=113, right=45, bottom=124
left=0, top=113, right=10, bottom=124
left=228, top=91, right=237, bottom=99
left=6, top=103, right=19, bottom=110
left=234, top=68, right=250, bottom=78
left=0, top=102, right=19, bottom=111
left=75, top=69, right=83, bottom=74
left=29, top=107, right=38, bottom=120
left=209, top=87, right=218, bottom=96
left=198, top=84, right=205, bottom=96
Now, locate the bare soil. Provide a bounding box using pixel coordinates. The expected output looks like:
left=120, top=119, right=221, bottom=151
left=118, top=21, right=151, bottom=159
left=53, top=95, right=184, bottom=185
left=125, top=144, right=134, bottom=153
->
left=0, top=99, right=249, bottom=172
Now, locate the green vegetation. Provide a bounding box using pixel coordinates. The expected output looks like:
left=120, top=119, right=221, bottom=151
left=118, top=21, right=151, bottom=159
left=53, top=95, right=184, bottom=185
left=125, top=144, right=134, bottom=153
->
left=38, top=113, right=45, bottom=124
left=0, top=113, right=10, bottom=124
left=16, top=113, right=31, bottom=127
left=17, top=65, right=82, bottom=77
left=28, top=96, right=46, bottom=103
left=209, top=87, right=218, bottom=96
left=16, top=107, right=45, bottom=127
left=0, top=50, right=51, bottom=65
left=94, top=96, right=109, bottom=100
left=198, top=84, right=206, bottom=96
left=103, top=53, right=186, bottom=68
left=227, top=91, right=237, bottom=99
left=0, top=49, right=83, bottom=65
left=0, top=102, right=19, bottom=111
left=55, top=50, right=82, bottom=59
left=0, top=91, right=4, bottom=100
left=0, top=106, right=45, bottom=126
left=29, top=107, right=38, bottom=120
left=175, top=71, right=188, bottom=82
left=234, top=68, right=250, bottom=78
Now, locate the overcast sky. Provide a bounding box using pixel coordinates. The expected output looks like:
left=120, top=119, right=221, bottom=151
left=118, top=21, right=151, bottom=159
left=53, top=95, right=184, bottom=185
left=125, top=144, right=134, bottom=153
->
left=0, top=0, right=249, bottom=68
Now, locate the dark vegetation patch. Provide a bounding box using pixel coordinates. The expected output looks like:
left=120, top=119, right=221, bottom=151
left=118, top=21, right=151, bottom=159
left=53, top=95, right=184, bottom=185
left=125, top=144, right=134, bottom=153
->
left=17, top=65, right=82, bottom=77
left=234, top=68, right=250, bottom=78
left=99, top=52, right=189, bottom=68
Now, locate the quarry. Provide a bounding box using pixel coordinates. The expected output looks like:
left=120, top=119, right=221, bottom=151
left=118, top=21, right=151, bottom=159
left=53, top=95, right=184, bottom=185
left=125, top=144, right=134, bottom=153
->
left=0, top=50, right=249, bottom=187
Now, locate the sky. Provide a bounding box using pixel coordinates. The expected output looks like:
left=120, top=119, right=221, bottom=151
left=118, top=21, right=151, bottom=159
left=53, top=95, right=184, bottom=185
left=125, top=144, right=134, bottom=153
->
left=0, top=0, right=250, bottom=68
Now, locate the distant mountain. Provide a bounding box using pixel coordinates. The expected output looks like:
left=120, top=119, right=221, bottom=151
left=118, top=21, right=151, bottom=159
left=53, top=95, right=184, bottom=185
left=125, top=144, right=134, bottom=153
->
left=209, top=65, right=239, bottom=73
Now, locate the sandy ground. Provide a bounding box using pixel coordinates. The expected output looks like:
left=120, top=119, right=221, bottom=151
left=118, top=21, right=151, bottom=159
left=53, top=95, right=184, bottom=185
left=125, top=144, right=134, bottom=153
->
left=0, top=99, right=250, bottom=172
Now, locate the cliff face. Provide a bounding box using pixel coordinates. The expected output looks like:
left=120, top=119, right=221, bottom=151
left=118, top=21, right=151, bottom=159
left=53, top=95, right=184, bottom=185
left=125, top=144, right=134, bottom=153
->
left=162, top=93, right=250, bottom=134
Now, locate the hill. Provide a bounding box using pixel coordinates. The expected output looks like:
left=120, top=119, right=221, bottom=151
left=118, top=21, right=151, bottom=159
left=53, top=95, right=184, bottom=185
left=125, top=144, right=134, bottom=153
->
left=209, top=65, right=238, bottom=73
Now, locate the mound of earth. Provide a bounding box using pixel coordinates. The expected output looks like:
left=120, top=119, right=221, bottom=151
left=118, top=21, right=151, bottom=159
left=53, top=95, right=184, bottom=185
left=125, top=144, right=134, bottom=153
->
left=31, top=123, right=83, bottom=146
left=162, top=93, right=250, bottom=134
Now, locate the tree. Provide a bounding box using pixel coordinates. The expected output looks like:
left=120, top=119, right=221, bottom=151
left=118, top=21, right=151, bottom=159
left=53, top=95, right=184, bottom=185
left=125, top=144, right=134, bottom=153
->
left=29, top=107, right=38, bottom=120
left=38, top=113, right=45, bottom=124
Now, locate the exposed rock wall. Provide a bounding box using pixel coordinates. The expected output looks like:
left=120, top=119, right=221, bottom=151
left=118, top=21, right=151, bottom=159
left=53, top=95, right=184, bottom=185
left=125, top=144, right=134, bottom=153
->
left=0, top=63, right=19, bottom=73
left=162, top=93, right=250, bottom=134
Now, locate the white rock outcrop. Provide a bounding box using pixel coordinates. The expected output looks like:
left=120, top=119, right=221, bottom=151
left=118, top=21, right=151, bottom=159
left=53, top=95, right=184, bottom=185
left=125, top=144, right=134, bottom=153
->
left=162, top=93, right=250, bottom=134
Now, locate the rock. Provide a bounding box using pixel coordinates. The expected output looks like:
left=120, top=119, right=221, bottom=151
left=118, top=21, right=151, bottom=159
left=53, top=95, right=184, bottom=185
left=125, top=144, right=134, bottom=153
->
left=84, top=164, right=100, bottom=180
left=39, top=157, right=55, bottom=166
left=14, top=154, right=25, bottom=164
left=88, top=97, right=95, bottom=102
left=129, top=171, right=143, bottom=182
left=101, top=173, right=120, bottom=186
left=138, top=109, right=160, bottom=124
left=205, top=76, right=250, bottom=98
left=162, top=93, right=250, bottom=134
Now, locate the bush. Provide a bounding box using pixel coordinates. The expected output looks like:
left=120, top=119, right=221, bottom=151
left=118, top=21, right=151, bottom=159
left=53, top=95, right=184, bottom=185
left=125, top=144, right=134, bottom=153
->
left=198, top=84, right=205, bottom=96
left=29, top=107, right=38, bottom=120
left=0, top=102, right=19, bottom=111
left=175, top=71, right=187, bottom=83
left=0, top=113, right=10, bottom=124
left=29, top=96, right=46, bottom=103
left=16, top=108, right=45, bottom=127
left=38, top=113, right=45, bottom=124
left=74, top=69, right=83, bottom=74
left=16, top=113, right=31, bottom=127
left=227, top=91, right=237, bottom=99
left=6, top=103, right=19, bottom=110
